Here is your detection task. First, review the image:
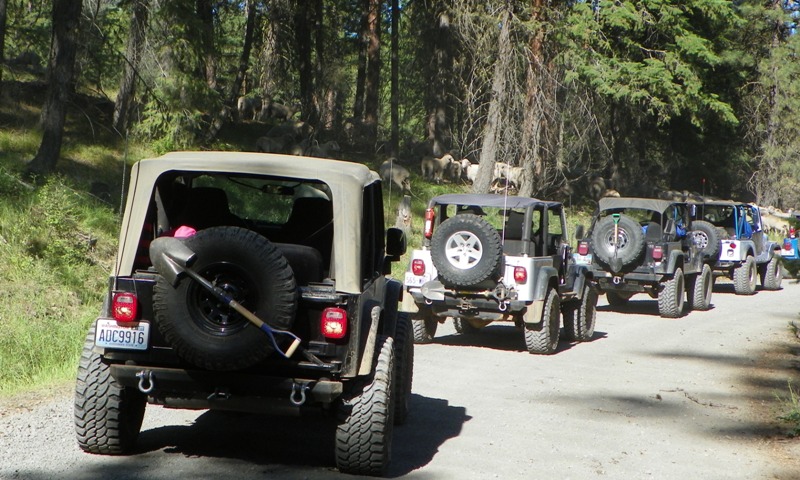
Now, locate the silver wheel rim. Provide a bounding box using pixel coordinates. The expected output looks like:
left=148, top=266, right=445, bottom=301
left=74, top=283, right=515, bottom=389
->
left=445, top=230, right=483, bottom=269
left=603, top=228, right=630, bottom=253
left=692, top=231, right=709, bottom=249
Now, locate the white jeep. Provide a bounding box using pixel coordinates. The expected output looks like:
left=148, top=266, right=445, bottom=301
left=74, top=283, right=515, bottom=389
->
left=401, top=193, right=596, bottom=354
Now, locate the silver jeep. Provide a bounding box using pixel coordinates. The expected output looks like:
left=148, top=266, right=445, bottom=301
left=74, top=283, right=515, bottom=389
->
left=402, top=193, right=596, bottom=354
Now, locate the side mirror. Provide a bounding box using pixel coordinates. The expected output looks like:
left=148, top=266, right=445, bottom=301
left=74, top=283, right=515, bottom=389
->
left=575, top=224, right=585, bottom=240
left=386, top=227, right=407, bottom=260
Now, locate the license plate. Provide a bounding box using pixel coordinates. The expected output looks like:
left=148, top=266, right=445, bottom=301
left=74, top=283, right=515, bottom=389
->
left=572, top=253, right=593, bottom=265
left=95, top=319, right=149, bottom=351
left=404, top=272, right=431, bottom=287
left=782, top=249, right=795, bottom=258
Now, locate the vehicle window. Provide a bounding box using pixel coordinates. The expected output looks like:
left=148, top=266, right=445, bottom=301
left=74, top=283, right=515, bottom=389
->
left=547, top=207, right=563, bottom=235
left=362, top=181, right=385, bottom=281
left=188, top=173, right=330, bottom=225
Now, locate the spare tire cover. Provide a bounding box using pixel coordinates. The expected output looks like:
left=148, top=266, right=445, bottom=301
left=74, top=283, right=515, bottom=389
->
left=591, top=214, right=646, bottom=271
left=153, top=226, right=297, bottom=371
left=430, top=214, right=503, bottom=287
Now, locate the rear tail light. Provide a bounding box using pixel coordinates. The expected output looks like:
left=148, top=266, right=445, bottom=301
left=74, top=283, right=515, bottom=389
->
left=577, top=241, right=590, bottom=256
left=784, top=240, right=792, bottom=251
left=411, top=259, right=426, bottom=276
left=112, top=292, right=138, bottom=322
left=652, top=245, right=663, bottom=261
left=424, top=208, right=436, bottom=238
left=513, top=266, right=527, bottom=284
left=321, top=307, right=347, bottom=339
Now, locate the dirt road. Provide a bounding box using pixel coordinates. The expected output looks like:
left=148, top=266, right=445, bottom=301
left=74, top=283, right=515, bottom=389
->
left=2, top=281, right=799, bottom=479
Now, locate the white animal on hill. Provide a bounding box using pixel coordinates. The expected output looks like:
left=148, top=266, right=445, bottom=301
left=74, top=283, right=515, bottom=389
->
left=379, top=159, right=411, bottom=193
left=420, top=153, right=457, bottom=184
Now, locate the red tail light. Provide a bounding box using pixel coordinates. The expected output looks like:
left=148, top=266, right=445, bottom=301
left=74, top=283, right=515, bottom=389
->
left=321, top=307, right=347, bottom=339
left=513, top=266, right=527, bottom=284
left=112, top=292, right=138, bottom=322
left=411, top=259, right=426, bottom=276
left=424, top=208, right=436, bottom=239
left=577, top=241, right=589, bottom=256
left=652, top=245, right=663, bottom=261
left=784, top=240, right=792, bottom=251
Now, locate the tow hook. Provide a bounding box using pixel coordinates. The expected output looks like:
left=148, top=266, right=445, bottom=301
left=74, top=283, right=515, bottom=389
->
left=498, top=301, right=509, bottom=312
left=290, top=382, right=311, bottom=406
left=136, top=370, right=155, bottom=394
left=612, top=276, right=622, bottom=285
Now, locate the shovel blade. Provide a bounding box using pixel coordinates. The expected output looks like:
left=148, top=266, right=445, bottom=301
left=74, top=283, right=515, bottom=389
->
left=149, top=237, right=198, bottom=286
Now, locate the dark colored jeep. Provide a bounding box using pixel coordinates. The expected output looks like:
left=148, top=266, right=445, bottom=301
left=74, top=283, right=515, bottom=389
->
left=402, top=193, right=597, bottom=354
left=689, top=201, right=782, bottom=294
left=73, top=152, right=411, bottom=476
left=576, top=197, right=712, bottom=318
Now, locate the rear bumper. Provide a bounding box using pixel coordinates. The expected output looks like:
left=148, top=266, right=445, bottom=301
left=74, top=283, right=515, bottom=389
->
left=110, top=363, right=344, bottom=413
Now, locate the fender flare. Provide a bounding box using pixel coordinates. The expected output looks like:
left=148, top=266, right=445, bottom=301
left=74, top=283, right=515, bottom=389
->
left=666, top=250, right=685, bottom=273
left=533, top=266, right=559, bottom=302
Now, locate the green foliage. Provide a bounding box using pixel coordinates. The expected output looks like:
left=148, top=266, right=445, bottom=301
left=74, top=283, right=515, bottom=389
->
left=776, top=380, right=800, bottom=437
left=0, top=171, right=118, bottom=396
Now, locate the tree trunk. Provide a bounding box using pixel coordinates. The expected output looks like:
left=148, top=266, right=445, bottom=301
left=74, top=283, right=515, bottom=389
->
left=294, top=0, right=313, bottom=122
left=426, top=7, right=454, bottom=157
left=472, top=7, right=513, bottom=194
left=26, top=0, right=82, bottom=177
left=196, top=0, right=217, bottom=90
left=204, top=0, right=257, bottom=142
left=113, top=0, right=149, bottom=134
left=0, top=0, right=7, bottom=94
left=363, top=0, right=381, bottom=145
left=519, top=0, right=546, bottom=197
left=353, top=0, right=368, bottom=122
left=389, top=0, right=399, bottom=157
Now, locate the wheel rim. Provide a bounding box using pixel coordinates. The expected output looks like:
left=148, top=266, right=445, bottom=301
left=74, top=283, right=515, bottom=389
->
left=692, top=231, right=709, bottom=249
left=602, top=228, right=630, bottom=254
left=748, top=260, right=757, bottom=287
left=187, top=262, right=255, bottom=336
left=445, top=230, right=484, bottom=269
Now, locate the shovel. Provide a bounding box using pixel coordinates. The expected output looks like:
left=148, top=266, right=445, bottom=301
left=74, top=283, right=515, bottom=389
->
left=149, top=236, right=311, bottom=361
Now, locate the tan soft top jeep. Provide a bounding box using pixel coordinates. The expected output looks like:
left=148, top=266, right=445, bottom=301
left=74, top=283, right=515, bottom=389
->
left=74, top=151, right=411, bottom=476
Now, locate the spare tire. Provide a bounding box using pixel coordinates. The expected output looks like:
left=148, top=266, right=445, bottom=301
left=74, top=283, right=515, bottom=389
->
left=430, top=214, right=503, bottom=287
left=690, top=220, right=721, bottom=258
left=153, top=227, right=297, bottom=371
left=591, top=214, right=646, bottom=271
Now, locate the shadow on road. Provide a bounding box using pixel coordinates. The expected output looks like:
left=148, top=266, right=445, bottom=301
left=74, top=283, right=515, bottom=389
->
left=597, top=298, right=717, bottom=317
left=47, top=393, right=469, bottom=480
left=434, top=324, right=607, bottom=353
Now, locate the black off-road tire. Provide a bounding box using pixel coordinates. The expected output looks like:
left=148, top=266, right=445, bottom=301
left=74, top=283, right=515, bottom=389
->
left=563, top=285, right=597, bottom=342
left=523, top=289, right=560, bottom=354
left=411, top=307, right=437, bottom=344
left=453, top=317, right=480, bottom=334
left=74, top=323, right=146, bottom=454
left=591, top=214, right=646, bottom=272
left=690, top=220, right=721, bottom=259
left=393, top=313, right=413, bottom=425
left=687, top=263, right=713, bottom=311
left=336, top=335, right=395, bottom=476
left=733, top=255, right=757, bottom=295
left=430, top=214, right=503, bottom=287
left=658, top=268, right=685, bottom=318
left=153, top=227, right=297, bottom=371
left=759, top=256, right=783, bottom=291
left=605, top=290, right=633, bottom=307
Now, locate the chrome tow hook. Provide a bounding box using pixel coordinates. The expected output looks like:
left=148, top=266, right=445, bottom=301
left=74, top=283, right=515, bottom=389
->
left=136, top=370, right=155, bottom=394
left=290, top=382, right=310, bottom=406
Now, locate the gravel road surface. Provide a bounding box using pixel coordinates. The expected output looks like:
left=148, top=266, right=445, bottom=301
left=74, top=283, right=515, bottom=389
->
left=2, top=280, right=799, bottom=479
